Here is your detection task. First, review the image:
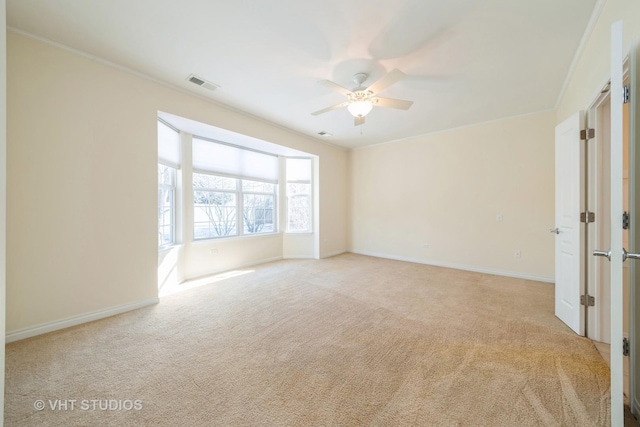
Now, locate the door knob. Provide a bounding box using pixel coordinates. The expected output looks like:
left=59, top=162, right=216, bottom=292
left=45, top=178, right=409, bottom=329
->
left=550, top=228, right=560, bottom=234
left=593, top=248, right=640, bottom=262
left=593, top=250, right=612, bottom=260
left=623, top=248, right=640, bottom=261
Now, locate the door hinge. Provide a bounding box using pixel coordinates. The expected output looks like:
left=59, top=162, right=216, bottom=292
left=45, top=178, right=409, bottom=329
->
left=580, top=294, right=595, bottom=306
left=623, top=211, right=630, bottom=229
left=623, top=85, right=630, bottom=104
left=580, top=128, right=595, bottom=140
left=580, top=211, right=595, bottom=223
left=623, top=337, right=630, bottom=356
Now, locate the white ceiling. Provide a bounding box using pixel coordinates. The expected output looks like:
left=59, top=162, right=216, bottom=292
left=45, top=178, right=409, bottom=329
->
left=8, top=0, right=597, bottom=149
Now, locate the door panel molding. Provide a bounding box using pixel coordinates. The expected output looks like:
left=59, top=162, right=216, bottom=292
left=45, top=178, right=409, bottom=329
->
left=554, top=111, right=586, bottom=335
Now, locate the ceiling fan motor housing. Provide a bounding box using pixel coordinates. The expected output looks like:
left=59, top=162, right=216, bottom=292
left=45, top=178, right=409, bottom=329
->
left=311, top=68, right=412, bottom=124
left=352, top=73, right=368, bottom=91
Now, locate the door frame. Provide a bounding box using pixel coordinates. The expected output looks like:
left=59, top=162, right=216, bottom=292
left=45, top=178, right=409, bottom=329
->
left=587, top=87, right=611, bottom=343
left=588, top=57, right=630, bottom=346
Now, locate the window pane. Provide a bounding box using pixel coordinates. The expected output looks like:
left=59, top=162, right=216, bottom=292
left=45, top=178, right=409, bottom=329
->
left=194, top=191, right=237, bottom=239
left=158, top=187, right=174, bottom=246
left=158, top=164, right=176, bottom=247
left=242, top=180, right=275, bottom=193
left=158, top=164, right=174, bottom=185
left=287, top=183, right=310, bottom=196
left=288, top=195, right=310, bottom=232
left=243, top=194, right=275, bottom=234
left=193, top=172, right=236, bottom=190
left=286, top=182, right=311, bottom=232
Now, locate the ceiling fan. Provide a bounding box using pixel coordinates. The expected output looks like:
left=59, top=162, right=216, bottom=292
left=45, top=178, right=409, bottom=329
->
left=311, top=69, right=414, bottom=126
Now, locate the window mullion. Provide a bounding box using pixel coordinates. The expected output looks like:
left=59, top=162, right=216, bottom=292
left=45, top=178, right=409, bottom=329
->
left=158, top=164, right=177, bottom=248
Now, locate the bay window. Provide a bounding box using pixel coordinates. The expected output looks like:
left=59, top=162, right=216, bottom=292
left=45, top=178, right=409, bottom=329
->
left=158, top=120, right=180, bottom=248
left=192, top=137, right=278, bottom=240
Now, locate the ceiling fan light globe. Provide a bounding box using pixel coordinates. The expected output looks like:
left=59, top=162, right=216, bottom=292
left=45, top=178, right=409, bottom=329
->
left=348, top=101, right=373, bottom=117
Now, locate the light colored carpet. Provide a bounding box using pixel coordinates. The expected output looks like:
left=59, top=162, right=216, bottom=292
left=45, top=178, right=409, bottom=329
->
left=5, top=253, right=610, bottom=426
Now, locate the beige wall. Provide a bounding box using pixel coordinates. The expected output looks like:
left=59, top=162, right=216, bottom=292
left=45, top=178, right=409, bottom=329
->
left=349, top=110, right=556, bottom=281
left=7, top=32, right=347, bottom=336
left=557, top=0, right=640, bottom=121
left=283, top=234, right=316, bottom=259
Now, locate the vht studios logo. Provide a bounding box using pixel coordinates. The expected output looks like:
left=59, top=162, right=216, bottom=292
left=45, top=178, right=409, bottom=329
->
left=34, top=399, right=143, bottom=411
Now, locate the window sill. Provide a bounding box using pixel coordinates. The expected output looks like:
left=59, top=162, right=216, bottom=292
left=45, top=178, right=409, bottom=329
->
left=192, top=232, right=282, bottom=244
left=284, top=231, right=314, bottom=235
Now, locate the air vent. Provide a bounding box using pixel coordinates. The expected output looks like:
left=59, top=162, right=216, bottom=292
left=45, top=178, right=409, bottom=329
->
left=188, top=76, right=205, bottom=85
left=186, top=74, right=219, bottom=91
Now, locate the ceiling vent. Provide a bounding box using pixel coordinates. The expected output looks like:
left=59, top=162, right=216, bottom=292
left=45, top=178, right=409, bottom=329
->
left=186, top=74, right=219, bottom=91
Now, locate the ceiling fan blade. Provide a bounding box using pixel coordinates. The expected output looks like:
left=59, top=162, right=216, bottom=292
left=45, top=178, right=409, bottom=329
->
left=354, top=116, right=365, bottom=126
left=366, top=69, right=406, bottom=94
left=372, top=97, right=413, bottom=110
left=311, top=101, right=350, bottom=116
left=318, top=79, right=353, bottom=97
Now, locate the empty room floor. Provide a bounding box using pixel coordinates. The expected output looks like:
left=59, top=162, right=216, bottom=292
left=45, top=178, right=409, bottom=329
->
left=5, top=254, right=610, bottom=426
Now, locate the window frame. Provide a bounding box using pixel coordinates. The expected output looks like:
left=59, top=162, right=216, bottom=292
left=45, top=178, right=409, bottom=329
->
left=285, top=158, right=313, bottom=234
left=158, top=164, right=177, bottom=249
left=192, top=171, right=278, bottom=241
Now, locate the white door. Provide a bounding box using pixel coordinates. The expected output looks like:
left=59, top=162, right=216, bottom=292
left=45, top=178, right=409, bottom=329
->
left=606, top=20, right=624, bottom=427
left=554, top=111, right=586, bottom=335
left=630, top=35, right=640, bottom=418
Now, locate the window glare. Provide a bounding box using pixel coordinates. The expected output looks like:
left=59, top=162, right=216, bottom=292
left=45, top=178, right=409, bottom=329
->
left=288, top=195, right=310, bottom=232
left=243, top=180, right=275, bottom=193
left=158, top=164, right=176, bottom=247
left=193, top=172, right=236, bottom=190
left=158, top=124, right=317, bottom=247
left=193, top=173, right=277, bottom=240
left=286, top=158, right=312, bottom=233
left=158, top=164, right=173, bottom=185
left=287, top=183, right=310, bottom=195
left=243, top=194, right=275, bottom=234
left=194, top=191, right=237, bottom=239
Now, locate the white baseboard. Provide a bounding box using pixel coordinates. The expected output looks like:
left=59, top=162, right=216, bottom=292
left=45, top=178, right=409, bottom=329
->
left=321, top=249, right=347, bottom=259
left=349, top=250, right=554, bottom=283
left=6, top=297, right=160, bottom=343
left=283, top=255, right=315, bottom=259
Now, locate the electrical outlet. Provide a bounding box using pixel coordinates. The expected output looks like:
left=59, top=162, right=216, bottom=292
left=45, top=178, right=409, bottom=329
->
left=514, top=250, right=521, bottom=258
left=422, top=243, right=429, bottom=248
left=210, top=248, right=219, bottom=254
